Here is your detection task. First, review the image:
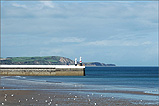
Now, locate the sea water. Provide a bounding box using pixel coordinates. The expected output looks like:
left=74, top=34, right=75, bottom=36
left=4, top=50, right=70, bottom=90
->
left=1, top=66, right=159, bottom=102
left=20, top=66, right=158, bottom=87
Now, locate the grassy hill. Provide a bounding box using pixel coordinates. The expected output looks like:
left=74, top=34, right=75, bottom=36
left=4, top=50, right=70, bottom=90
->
left=0, top=56, right=74, bottom=65
left=0, top=56, right=116, bottom=66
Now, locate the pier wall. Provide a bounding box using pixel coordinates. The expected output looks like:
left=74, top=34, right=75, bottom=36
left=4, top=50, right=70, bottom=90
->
left=0, top=65, right=85, bottom=76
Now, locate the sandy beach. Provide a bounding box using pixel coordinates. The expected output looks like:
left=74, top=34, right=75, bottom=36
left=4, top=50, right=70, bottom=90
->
left=1, top=89, right=158, bottom=106
left=0, top=77, right=158, bottom=106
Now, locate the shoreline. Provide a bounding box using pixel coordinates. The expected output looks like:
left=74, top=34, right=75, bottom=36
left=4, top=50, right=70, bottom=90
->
left=0, top=77, right=159, bottom=106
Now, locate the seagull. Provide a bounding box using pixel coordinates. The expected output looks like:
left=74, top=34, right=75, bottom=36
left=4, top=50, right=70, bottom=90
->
left=45, top=100, right=48, bottom=102
left=75, top=96, right=77, bottom=98
left=88, top=99, right=90, bottom=102
left=11, top=94, right=14, bottom=97
left=2, top=103, right=4, bottom=105
left=48, top=102, right=52, bottom=105
left=5, top=99, right=7, bottom=101
left=101, top=95, right=103, bottom=97
left=49, top=97, right=51, bottom=98
left=19, top=100, right=21, bottom=103
left=26, top=99, right=28, bottom=101
left=50, top=99, right=53, bottom=101
left=32, top=97, right=34, bottom=100
left=95, top=102, right=97, bottom=105
left=87, top=95, right=89, bottom=97
left=36, top=100, right=38, bottom=102
left=55, top=104, right=58, bottom=106
left=112, top=97, right=114, bottom=98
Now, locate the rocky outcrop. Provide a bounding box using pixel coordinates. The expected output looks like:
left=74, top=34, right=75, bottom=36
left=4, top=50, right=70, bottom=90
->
left=59, top=57, right=74, bottom=65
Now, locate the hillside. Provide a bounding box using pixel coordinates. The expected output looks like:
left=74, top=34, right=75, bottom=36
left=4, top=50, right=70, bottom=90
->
left=0, top=56, right=116, bottom=66
left=84, top=62, right=116, bottom=66
left=0, top=56, right=74, bottom=65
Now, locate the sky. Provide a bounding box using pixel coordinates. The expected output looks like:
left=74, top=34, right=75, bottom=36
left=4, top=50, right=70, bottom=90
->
left=1, top=1, right=158, bottom=66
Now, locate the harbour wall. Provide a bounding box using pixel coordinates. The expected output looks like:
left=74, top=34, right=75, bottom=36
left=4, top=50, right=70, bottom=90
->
left=0, top=65, right=85, bottom=76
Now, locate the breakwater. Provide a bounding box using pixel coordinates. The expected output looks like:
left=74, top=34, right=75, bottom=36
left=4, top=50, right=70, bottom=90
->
left=0, top=65, right=85, bottom=76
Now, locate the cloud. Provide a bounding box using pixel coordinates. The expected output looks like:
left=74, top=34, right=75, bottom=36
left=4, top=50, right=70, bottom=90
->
left=1, top=1, right=158, bottom=66
left=40, top=1, right=55, bottom=8
left=2, top=2, right=158, bottom=36
left=85, top=40, right=153, bottom=47
left=12, top=3, right=27, bottom=9
left=44, top=37, right=85, bottom=45
left=12, top=1, right=55, bottom=9
left=39, top=46, right=75, bottom=57
left=62, top=37, right=85, bottom=43
left=142, top=41, right=152, bottom=45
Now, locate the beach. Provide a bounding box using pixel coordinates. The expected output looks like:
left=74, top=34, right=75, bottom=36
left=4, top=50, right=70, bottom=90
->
left=1, top=88, right=158, bottom=106
left=0, top=76, right=158, bottom=106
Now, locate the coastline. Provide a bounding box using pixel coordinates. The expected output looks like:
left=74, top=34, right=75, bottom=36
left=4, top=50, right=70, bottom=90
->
left=0, top=77, right=158, bottom=106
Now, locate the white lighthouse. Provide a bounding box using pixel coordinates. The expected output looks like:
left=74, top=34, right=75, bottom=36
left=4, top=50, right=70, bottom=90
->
left=75, top=58, right=77, bottom=66
left=80, top=56, right=82, bottom=66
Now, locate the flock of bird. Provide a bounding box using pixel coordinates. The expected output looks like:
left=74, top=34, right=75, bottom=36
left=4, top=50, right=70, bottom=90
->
left=1, top=86, right=107, bottom=106
left=1, top=93, right=103, bottom=106
left=1, top=86, right=147, bottom=106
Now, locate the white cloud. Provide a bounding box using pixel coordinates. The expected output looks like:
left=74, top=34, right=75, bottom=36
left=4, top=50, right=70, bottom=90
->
left=12, top=3, right=27, bottom=9
left=85, top=40, right=153, bottom=47
left=44, top=37, right=85, bottom=45
left=142, top=41, right=152, bottom=45
left=11, top=2, right=55, bottom=11
left=62, top=37, right=85, bottom=43
left=40, top=1, right=55, bottom=8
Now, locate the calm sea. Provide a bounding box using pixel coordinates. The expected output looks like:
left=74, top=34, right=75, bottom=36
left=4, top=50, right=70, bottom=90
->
left=21, top=66, right=158, bottom=88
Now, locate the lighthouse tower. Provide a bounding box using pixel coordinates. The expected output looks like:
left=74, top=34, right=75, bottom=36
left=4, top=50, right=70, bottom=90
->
left=80, top=57, right=82, bottom=66
left=75, top=58, right=77, bottom=66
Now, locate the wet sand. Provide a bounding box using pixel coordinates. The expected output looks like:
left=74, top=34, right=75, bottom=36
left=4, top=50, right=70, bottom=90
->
left=0, top=87, right=158, bottom=106
left=0, top=77, right=158, bottom=106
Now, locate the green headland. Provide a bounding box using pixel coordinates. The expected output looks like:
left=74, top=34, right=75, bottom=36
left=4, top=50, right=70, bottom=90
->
left=0, top=56, right=116, bottom=66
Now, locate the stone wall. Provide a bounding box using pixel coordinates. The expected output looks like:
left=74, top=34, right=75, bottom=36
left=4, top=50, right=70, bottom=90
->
left=0, top=68, right=85, bottom=76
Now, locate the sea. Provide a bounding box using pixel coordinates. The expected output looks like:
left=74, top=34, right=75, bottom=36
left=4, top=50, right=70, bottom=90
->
left=1, top=66, right=159, bottom=103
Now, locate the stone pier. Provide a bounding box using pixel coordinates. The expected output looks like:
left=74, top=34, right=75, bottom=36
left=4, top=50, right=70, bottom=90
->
left=0, top=65, right=85, bottom=76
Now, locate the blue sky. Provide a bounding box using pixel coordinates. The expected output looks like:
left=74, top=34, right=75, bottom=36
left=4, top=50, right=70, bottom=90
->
left=1, top=1, right=158, bottom=66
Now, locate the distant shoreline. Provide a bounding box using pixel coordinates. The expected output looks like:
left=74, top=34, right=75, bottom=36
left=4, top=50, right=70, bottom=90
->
left=0, top=56, right=116, bottom=67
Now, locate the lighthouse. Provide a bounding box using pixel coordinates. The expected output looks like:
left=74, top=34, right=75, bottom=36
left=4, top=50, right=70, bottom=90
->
left=75, top=58, right=77, bottom=66
left=80, top=56, right=82, bottom=66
